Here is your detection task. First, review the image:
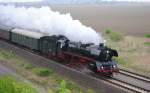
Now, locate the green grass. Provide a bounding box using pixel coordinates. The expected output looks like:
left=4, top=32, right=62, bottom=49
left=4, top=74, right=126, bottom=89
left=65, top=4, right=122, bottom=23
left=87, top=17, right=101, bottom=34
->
left=144, top=34, right=150, bottom=38
left=58, top=80, right=96, bottom=93
left=144, top=42, right=150, bottom=46
left=59, top=80, right=71, bottom=93
left=105, top=29, right=124, bottom=42
left=105, top=29, right=112, bottom=34
left=66, top=81, right=82, bottom=93
left=0, top=50, right=16, bottom=59
left=87, top=89, right=95, bottom=93
left=32, top=67, right=53, bottom=77
left=23, top=63, right=33, bottom=69
left=113, top=57, right=127, bottom=66
left=0, top=50, right=98, bottom=93
left=0, top=76, right=38, bottom=93
left=49, top=73, right=85, bottom=93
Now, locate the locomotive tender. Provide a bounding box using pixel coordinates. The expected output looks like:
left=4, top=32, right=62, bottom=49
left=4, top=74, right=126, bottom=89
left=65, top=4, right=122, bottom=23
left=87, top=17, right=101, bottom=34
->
left=0, top=25, right=119, bottom=76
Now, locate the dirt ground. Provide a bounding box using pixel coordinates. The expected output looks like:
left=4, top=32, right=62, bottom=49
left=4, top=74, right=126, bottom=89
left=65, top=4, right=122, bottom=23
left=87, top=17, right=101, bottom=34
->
left=51, top=5, right=150, bottom=36
left=0, top=62, right=18, bottom=76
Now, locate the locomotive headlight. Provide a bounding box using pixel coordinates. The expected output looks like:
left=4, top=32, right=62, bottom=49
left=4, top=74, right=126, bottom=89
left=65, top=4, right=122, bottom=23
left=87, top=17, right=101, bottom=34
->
left=113, top=65, right=116, bottom=68
left=107, top=51, right=109, bottom=53
left=100, top=66, right=104, bottom=69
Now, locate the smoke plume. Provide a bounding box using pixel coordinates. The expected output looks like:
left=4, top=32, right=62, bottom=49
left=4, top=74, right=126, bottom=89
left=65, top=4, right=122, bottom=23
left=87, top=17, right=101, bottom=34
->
left=0, top=5, right=103, bottom=45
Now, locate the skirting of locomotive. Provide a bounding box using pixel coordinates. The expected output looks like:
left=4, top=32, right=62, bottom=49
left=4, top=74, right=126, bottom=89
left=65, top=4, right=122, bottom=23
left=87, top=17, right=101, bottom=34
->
left=0, top=25, right=119, bottom=76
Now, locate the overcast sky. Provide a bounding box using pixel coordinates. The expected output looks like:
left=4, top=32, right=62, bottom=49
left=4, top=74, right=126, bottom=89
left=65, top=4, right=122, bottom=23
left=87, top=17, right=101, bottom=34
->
left=0, top=0, right=150, bottom=2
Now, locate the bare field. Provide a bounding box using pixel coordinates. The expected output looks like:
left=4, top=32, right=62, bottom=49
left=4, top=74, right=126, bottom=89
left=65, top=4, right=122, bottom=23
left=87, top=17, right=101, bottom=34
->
left=51, top=5, right=150, bottom=36
left=106, top=34, right=150, bottom=77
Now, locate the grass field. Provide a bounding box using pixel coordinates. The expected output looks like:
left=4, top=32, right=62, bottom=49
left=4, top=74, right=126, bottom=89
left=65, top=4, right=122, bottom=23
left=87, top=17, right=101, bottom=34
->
left=144, top=34, right=150, bottom=38
left=0, top=50, right=96, bottom=93
left=103, top=30, right=150, bottom=77
left=0, top=75, right=38, bottom=93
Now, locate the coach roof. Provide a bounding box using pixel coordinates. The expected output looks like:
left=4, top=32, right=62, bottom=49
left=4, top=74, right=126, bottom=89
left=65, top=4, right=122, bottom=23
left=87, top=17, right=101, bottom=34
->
left=12, top=28, right=46, bottom=39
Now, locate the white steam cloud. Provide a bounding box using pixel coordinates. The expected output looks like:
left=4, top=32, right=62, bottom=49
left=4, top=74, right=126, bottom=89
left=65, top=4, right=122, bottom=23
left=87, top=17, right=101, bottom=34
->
left=0, top=5, right=103, bottom=45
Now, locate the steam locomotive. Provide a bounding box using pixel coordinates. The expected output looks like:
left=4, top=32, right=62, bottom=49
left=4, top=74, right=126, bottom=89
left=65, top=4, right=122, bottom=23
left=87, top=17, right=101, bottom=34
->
left=56, top=35, right=119, bottom=76
left=0, top=25, right=119, bottom=76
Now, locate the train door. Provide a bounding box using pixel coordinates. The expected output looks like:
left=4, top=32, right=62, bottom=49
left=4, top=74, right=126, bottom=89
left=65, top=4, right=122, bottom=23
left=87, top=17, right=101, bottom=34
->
left=40, top=36, right=61, bottom=56
left=41, top=39, right=51, bottom=54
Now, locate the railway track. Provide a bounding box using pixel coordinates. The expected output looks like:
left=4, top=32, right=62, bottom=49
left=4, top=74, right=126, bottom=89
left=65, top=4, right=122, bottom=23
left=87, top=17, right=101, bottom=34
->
left=80, top=66, right=150, bottom=93
left=119, top=69, right=150, bottom=83
left=87, top=70, right=150, bottom=93
left=110, top=69, right=150, bottom=93
left=1, top=39, right=150, bottom=93
left=111, top=77, right=149, bottom=93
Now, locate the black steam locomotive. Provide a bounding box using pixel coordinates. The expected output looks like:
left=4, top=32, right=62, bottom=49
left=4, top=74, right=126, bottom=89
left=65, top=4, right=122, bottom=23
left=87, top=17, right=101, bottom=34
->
left=56, top=35, right=119, bottom=76
left=0, top=25, right=119, bottom=76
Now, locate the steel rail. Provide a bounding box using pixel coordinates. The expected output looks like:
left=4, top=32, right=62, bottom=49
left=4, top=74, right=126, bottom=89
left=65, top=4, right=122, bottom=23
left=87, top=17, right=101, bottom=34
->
left=92, top=73, right=149, bottom=93
left=119, top=69, right=150, bottom=83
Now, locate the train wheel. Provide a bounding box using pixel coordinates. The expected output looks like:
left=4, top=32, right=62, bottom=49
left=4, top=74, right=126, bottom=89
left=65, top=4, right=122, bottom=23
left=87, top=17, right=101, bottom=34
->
left=108, top=72, right=113, bottom=77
